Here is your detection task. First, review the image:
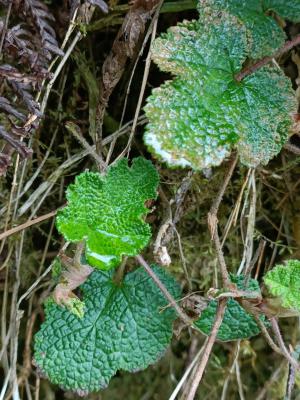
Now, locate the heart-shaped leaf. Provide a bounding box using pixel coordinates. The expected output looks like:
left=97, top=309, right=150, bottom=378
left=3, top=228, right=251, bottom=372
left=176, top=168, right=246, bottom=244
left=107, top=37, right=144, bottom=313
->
left=34, top=265, right=181, bottom=395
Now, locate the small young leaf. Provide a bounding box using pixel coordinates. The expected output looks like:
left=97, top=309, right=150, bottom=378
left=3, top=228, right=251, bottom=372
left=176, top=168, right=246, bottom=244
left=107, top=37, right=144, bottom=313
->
left=264, top=259, right=300, bottom=311
left=199, top=0, right=300, bottom=58
left=56, top=158, right=159, bottom=270
left=195, top=275, right=262, bottom=341
left=34, top=266, right=181, bottom=394
left=144, top=14, right=296, bottom=170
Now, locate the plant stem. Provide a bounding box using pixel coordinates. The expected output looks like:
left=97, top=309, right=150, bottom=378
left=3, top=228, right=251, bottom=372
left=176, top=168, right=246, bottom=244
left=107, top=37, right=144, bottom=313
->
left=113, top=257, right=127, bottom=285
left=74, top=241, right=85, bottom=266
left=0, top=209, right=58, bottom=241
left=236, top=34, right=300, bottom=82
left=135, top=254, right=192, bottom=325
left=208, top=155, right=238, bottom=233
left=186, top=299, right=227, bottom=400
left=65, top=122, right=107, bottom=171
left=252, top=313, right=282, bottom=355
left=208, top=154, right=238, bottom=287
left=270, top=317, right=300, bottom=370
left=213, top=230, right=231, bottom=288
left=284, top=142, right=300, bottom=156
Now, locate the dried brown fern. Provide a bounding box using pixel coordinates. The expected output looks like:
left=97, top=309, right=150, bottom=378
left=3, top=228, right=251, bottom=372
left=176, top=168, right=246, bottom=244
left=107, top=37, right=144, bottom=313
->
left=0, top=0, right=63, bottom=175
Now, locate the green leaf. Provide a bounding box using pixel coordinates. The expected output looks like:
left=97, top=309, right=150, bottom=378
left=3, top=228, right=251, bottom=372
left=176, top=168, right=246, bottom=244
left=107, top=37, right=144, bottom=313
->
left=194, top=275, right=262, bottom=341
left=34, top=265, right=181, bottom=395
left=264, top=259, right=300, bottom=311
left=144, top=14, right=296, bottom=170
left=233, top=67, right=295, bottom=166
left=263, top=0, right=300, bottom=23
left=56, top=158, right=159, bottom=270
left=199, top=0, right=300, bottom=58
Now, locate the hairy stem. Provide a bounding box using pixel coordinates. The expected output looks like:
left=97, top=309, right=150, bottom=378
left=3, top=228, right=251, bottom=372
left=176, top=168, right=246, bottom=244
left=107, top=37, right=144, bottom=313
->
left=186, top=299, right=227, bottom=400
left=136, top=254, right=192, bottom=325
left=208, top=154, right=238, bottom=287
left=0, top=209, right=58, bottom=241
left=236, top=34, right=300, bottom=82
left=270, top=317, right=300, bottom=370
left=113, top=257, right=128, bottom=286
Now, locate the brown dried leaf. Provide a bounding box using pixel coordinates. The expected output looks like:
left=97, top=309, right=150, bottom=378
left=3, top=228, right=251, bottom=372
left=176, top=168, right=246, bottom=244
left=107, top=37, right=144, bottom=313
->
left=53, top=254, right=94, bottom=308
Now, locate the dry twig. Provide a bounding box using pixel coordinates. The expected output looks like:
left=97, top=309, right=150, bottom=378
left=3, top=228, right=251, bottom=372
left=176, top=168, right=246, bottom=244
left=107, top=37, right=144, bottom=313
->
left=185, top=299, right=227, bottom=400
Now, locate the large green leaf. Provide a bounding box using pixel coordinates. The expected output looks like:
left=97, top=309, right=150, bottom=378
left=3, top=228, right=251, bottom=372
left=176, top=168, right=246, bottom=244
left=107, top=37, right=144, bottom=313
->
left=199, top=0, right=300, bottom=58
left=264, top=259, right=300, bottom=311
left=144, top=14, right=296, bottom=170
left=56, top=158, right=159, bottom=270
left=34, top=266, right=181, bottom=395
left=195, top=275, right=262, bottom=341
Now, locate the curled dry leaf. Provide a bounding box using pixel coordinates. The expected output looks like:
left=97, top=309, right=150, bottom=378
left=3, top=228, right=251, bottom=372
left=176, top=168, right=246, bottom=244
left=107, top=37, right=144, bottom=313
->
left=53, top=254, right=94, bottom=318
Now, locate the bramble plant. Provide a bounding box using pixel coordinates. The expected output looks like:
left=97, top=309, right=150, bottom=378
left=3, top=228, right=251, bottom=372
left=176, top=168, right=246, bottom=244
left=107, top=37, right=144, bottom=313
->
left=33, top=0, right=300, bottom=396
left=33, top=159, right=300, bottom=394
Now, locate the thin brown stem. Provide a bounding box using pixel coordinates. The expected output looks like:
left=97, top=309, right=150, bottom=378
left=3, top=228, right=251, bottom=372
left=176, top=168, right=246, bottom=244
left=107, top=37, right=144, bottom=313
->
left=208, top=154, right=238, bottom=287
left=253, top=314, right=282, bottom=355
left=236, top=34, right=300, bottom=82
left=135, top=254, right=192, bottom=325
left=65, top=121, right=107, bottom=171
left=113, top=257, right=128, bottom=285
left=0, top=1, right=12, bottom=56
left=0, top=209, right=58, bottom=241
left=286, top=360, right=297, bottom=400
left=270, top=317, right=299, bottom=370
left=186, top=299, right=227, bottom=400
left=208, top=154, right=238, bottom=235
left=212, top=229, right=231, bottom=288
left=284, top=142, right=300, bottom=156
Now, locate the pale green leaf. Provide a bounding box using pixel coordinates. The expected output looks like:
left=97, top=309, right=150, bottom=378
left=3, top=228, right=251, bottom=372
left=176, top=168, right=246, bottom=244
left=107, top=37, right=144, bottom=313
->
left=34, top=266, right=181, bottom=395
left=264, top=259, right=300, bottom=311
left=56, top=158, right=159, bottom=270
left=144, top=14, right=296, bottom=170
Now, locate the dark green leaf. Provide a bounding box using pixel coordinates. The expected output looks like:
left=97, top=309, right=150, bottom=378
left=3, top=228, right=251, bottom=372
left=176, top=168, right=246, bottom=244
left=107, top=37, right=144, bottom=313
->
left=34, top=266, right=181, bottom=394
